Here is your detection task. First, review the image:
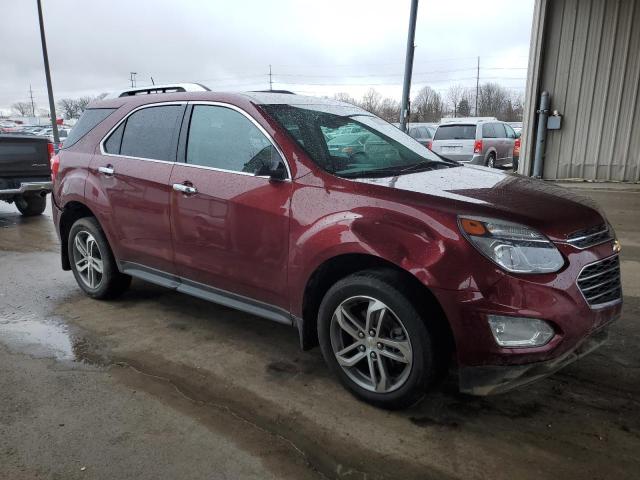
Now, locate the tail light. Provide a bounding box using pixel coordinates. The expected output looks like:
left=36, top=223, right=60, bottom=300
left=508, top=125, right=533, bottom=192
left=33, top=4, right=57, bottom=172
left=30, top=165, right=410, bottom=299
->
left=47, top=141, right=55, bottom=159
left=50, top=154, right=60, bottom=182
left=514, top=138, right=521, bottom=157
left=426, top=140, right=432, bottom=150
left=473, top=140, right=483, bottom=154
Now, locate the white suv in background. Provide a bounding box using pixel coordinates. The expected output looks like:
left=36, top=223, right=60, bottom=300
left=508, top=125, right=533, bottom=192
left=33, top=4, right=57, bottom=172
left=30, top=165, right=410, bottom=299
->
left=429, top=117, right=519, bottom=169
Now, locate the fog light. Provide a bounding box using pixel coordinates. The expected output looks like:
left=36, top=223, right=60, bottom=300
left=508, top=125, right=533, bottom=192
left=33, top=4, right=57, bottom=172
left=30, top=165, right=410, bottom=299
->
left=487, top=315, right=554, bottom=348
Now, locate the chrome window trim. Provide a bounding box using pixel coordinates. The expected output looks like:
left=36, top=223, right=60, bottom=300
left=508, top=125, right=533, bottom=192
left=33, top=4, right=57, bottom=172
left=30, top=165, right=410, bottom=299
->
left=185, top=101, right=292, bottom=181
left=98, top=100, right=292, bottom=181
left=99, top=101, right=187, bottom=162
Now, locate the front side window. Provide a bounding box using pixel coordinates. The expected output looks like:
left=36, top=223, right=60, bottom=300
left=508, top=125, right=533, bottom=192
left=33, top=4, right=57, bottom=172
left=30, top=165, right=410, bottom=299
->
left=262, top=104, right=454, bottom=178
left=118, top=105, right=183, bottom=161
left=186, top=105, right=280, bottom=175
left=504, top=124, right=516, bottom=139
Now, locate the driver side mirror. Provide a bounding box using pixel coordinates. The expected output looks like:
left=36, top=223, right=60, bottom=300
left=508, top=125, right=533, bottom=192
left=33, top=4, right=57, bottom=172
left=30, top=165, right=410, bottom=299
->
left=254, top=146, right=288, bottom=181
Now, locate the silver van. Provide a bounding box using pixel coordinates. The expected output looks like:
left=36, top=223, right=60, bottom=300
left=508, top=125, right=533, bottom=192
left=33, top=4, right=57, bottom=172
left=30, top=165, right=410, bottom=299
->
left=430, top=118, right=518, bottom=168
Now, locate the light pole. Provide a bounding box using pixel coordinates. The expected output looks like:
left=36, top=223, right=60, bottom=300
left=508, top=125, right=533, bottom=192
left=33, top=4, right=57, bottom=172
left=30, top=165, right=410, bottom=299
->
left=399, top=0, right=419, bottom=132
left=36, top=0, right=60, bottom=145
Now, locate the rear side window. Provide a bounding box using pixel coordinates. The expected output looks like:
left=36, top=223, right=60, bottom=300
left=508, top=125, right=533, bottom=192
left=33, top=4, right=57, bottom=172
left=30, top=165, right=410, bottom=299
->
left=493, top=123, right=507, bottom=138
left=118, top=105, right=184, bottom=161
left=64, top=108, right=115, bottom=147
left=434, top=124, right=476, bottom=140
left=186, top=105, right=278, bottom=174
left=482, top=123, right=497, bottom=138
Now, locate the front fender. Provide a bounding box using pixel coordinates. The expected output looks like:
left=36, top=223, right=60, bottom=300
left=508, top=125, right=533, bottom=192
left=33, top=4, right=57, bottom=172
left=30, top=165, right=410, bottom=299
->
left=288, top=206, right=455, bottom=316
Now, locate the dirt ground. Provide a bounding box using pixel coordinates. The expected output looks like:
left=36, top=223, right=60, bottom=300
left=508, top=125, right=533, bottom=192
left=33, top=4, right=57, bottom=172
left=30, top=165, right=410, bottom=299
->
left=1, top=183, right=639, bottom=480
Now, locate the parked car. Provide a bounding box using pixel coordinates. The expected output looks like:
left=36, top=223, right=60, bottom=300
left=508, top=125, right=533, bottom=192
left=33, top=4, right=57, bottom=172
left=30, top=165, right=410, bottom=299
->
left=0, top=134, right=53, bottom=215
left=406, top=123, right=437, bottom=147
left=508, top=122, right=523, bottom=136
left=51, top=87, right=622, bottom=409
left=430, top=117, right=519, bottom=169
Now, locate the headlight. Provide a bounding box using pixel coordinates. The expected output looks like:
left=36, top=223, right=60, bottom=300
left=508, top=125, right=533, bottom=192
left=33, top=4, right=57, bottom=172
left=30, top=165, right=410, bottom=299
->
left=459, top=216, right=564, bottom=273
left=487, top=315, right=554, bottom=347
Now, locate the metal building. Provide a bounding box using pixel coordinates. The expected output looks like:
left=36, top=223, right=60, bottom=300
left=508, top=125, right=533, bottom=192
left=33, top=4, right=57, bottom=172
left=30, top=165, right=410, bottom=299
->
left=521, top=0, right=640, bottom=182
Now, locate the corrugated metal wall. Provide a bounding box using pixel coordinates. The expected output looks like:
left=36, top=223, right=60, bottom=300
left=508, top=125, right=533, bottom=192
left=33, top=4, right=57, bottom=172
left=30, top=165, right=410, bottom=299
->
left=539, top=0, right=640, bottom=181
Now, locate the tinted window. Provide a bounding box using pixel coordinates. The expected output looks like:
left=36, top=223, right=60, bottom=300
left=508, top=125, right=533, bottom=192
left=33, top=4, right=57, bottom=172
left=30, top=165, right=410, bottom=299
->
left=120, top=105, right=183, bottom=161
left=64, top=108, right=115, bottom=148
left=482, top=123, right=496, bottom=138
left=493, top=123, right=507, bottom=138
left=434, top=125, right=476, bottom=140
left=104, top=122, right=124, bottom=154
left=186, top=105, right=277, bottom=174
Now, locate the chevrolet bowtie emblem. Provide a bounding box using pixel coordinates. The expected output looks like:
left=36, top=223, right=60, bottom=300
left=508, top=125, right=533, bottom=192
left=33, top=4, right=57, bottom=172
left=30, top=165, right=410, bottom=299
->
left=613, top=239, right=622, bottom=253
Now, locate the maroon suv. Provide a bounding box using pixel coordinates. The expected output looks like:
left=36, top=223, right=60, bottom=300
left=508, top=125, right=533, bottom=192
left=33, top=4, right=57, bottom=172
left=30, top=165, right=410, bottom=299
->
left=51, top=88, right=622, bottom=409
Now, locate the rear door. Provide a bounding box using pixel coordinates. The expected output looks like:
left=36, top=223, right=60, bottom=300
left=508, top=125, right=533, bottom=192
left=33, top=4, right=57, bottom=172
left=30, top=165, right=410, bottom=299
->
left=169, top=103, right=291, bottom=310
left=431, top=124, right=476, bottom=161
left=89, top=103, right=185, bottom=273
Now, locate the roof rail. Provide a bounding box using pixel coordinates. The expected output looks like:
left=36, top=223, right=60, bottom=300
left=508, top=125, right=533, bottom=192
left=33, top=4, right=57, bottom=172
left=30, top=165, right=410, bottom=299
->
left=441, top=116, right=497, bottom=124
left=116, top=83, right=210, bottom=97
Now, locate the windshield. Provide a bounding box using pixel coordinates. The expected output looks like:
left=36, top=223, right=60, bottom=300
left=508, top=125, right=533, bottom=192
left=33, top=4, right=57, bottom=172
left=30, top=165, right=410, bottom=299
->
left=262, top=104, right=456, bottom=178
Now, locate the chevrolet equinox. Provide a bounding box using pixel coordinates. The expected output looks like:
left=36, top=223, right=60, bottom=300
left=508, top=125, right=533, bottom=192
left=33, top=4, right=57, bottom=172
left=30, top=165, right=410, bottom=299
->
left=51, top=86, right=622, bottom=409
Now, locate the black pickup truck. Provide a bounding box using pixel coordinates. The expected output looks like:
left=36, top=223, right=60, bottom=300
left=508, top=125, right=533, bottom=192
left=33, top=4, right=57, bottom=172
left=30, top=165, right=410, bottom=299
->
left=0, top=135, right=52, bottom=216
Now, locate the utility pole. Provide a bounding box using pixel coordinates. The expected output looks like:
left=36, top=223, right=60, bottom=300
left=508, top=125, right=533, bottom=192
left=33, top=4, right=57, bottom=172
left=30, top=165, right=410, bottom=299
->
left=130, top=72, right=137, bottom=88
left=399, top=0, right=419, bottom=132
left=475, top=56, right=480, bottom=116
left=269, top=65, right=273, bottom=91
left=36, top=0, right=59, bottom=144
left=29, top=85, right=36, bottom=117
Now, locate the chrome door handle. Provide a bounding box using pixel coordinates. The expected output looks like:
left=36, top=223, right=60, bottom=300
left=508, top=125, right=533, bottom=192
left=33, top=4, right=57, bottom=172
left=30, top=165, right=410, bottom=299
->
left=172, top=183, right=197, bottom=195
left=98, top=166, right=114, bottom=176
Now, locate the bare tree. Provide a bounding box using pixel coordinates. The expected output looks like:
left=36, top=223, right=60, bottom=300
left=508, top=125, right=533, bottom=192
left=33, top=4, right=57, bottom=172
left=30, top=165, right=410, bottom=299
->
left=11, top=102, right=32, bottom=116
left=477, top=82, right=510, bottom=118
left=359, top=88, right=382, bottom=115
left=333, top=92, right=357, bottom=105
left=446, top=84, right=465, bottom=118
left=412, top=86, right=444, bottom=122
left=378, top=97, right=401, bottom=123
left=57, top=98, right=82, bottom=119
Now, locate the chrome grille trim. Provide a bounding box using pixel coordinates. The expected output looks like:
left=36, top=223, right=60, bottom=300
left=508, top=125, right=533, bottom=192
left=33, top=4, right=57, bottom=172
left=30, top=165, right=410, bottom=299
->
left=577, top=255, right=622, bottom=308
left=566, top=223, right=613, bottom=249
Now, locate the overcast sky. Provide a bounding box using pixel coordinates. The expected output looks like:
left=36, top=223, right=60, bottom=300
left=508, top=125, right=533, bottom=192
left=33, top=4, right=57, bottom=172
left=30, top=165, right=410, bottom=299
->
left=1, top=0, right=534, bottom=115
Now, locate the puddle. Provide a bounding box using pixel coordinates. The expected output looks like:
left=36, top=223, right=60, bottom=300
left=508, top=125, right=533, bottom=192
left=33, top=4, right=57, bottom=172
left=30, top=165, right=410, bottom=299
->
left=0, top=314, right=79, bottom=361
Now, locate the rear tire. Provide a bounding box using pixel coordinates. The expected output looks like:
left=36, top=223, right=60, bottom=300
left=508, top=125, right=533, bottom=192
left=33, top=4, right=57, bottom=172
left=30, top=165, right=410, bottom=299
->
left=68, top=217, right=131, bottom=299
left=16, top=194, right=46, bottom=216
left=486, top=154, right=496, bottom=169
left=318, top=270, right=437, bottom=410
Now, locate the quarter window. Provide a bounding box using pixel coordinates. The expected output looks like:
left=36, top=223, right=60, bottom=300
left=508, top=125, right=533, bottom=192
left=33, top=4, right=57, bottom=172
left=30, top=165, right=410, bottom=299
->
left=493, top=123, right=507, bottom=138
left=186, top=105, right=279, bottom=174
left=118, top=105, right=183, bottom=161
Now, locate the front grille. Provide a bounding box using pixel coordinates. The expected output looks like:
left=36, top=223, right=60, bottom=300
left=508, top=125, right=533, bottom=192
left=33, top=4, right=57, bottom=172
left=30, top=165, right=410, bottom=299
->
left=577, top=255, right=622, bottom=307
left=567, top=223, right=613, bottom=249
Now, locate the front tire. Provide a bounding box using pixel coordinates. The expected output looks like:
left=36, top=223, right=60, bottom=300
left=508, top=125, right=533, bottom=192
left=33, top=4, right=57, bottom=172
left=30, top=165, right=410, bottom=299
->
left=16, top=194, right=46, bottom=216
left=68, top=217, right=131, bottom=299
left=318, top=271, right=436, bottom=409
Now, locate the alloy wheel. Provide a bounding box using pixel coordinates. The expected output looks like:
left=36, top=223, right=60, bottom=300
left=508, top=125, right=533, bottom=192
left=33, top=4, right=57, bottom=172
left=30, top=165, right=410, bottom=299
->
left=330, top=296, right=413, bottom=393
left=72, top=230, right=104, bottom=289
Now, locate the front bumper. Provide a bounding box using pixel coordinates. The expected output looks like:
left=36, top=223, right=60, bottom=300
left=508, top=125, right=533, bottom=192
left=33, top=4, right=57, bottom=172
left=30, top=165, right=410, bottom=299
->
left=458, top=322, right=614, bottom=395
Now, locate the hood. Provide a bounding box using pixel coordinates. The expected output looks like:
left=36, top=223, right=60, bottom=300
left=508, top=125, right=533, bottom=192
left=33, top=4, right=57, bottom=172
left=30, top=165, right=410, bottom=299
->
left=355, top=165, right=605, bottom=240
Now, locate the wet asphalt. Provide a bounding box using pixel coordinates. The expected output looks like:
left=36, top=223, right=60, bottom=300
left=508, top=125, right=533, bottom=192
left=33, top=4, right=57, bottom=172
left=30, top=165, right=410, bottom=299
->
left=1, top=184, right=639, bottom=480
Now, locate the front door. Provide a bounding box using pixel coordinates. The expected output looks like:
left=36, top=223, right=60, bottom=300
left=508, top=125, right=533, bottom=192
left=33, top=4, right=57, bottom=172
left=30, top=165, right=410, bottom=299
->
left=170, top=103, right=291, bottom=310
left=88, top=103, right=185, bottom=273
